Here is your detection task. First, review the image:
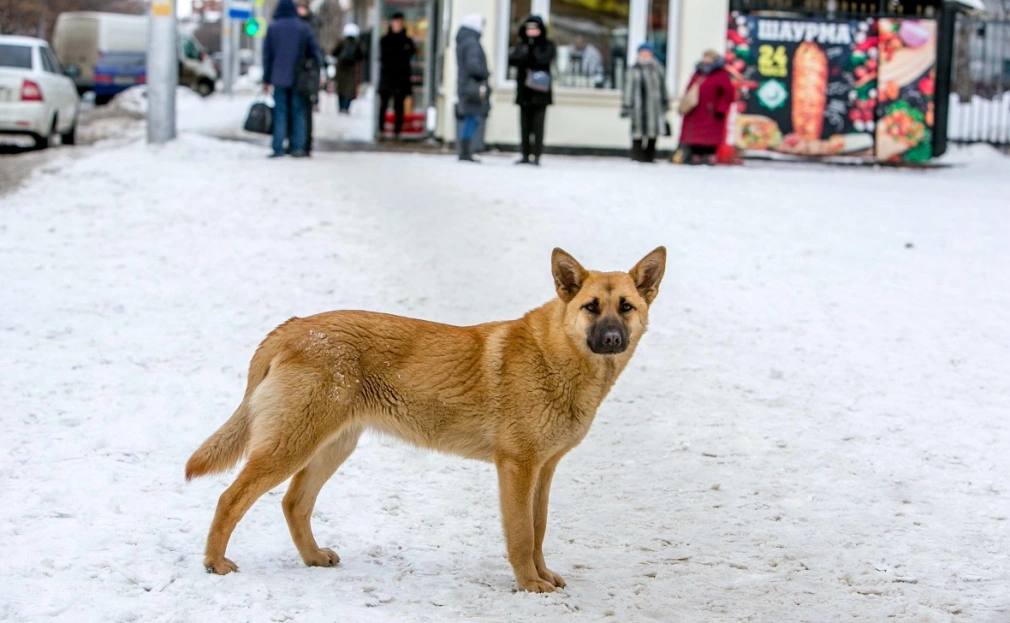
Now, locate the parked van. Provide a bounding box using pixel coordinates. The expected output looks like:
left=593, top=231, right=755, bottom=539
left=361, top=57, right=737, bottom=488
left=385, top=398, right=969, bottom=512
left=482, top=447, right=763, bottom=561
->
left=52, top=12, right=217, bottom=102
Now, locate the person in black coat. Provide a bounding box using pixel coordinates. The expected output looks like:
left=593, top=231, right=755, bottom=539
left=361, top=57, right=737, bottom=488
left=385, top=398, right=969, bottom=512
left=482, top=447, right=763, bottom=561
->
left=455, top=14, right=490, bottom=162
left=508, top=15, right=555, bottom=165
left=377, top=12, right=416, bottom=139
left=295, top=0, right=322, bottom=154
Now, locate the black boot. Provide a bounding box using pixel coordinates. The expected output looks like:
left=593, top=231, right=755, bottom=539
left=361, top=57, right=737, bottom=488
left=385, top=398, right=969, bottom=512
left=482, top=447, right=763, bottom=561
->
left=458, top=138, right=479, bottom=162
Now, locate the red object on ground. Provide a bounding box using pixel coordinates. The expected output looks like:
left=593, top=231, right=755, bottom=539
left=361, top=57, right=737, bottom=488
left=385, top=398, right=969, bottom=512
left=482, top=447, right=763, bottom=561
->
left=381, top=111, right=426, bottom=137
left=716, top=143, right=741, bottom=165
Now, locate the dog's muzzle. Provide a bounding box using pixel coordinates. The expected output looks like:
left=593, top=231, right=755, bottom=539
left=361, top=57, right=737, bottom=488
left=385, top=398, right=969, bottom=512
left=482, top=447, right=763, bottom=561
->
left=587, top=317, right=629, bottom=355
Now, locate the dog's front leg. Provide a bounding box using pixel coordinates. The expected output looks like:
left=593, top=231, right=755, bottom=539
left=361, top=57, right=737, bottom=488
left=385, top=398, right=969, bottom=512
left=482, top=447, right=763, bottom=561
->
left=533, top=455, right=566, bottom=588
left=496, top=457, right=556, bottom=593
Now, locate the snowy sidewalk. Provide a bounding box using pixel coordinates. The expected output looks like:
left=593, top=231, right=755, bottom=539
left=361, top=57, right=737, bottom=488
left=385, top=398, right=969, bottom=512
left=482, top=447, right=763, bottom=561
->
left=1, top=134, right=1009, bottom=622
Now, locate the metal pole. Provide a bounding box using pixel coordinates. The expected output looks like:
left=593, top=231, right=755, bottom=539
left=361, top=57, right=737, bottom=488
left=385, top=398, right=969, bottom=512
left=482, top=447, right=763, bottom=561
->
left=147, top=0, right=177, bottom=143
left=253, top=0, right=264, bottom=71
left=232, top=18, right=241, bottom=83
left=370, top=0, right=383, bottom=141
left=222, top=0, right=234, bottom=94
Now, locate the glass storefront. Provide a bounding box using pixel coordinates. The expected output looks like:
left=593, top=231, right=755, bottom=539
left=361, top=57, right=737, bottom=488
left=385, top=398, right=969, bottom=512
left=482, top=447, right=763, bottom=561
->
left=550, top=0, right=630, bottom=89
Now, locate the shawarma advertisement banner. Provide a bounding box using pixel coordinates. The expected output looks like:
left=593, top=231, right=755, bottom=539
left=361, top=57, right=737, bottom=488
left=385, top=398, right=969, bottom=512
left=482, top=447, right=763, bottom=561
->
left=875, top=18, right=938, bottom=163
left=726, top=13, right=939, bottom=163
left=727, top=14, right=879, bottom=160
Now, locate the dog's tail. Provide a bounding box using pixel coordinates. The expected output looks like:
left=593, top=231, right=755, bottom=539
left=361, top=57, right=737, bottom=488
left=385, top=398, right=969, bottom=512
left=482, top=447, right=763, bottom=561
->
left=185, top=345, right=274, bottom=481
left=184, top=401, right=251, bottom=480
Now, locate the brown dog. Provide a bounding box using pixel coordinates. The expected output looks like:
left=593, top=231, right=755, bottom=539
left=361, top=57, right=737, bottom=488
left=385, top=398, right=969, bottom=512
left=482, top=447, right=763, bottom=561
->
left=186, top=247, right=666, bottom=592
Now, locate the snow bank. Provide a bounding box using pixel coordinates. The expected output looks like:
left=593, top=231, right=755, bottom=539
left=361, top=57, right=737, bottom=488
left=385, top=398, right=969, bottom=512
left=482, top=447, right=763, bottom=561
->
left=1, top=135, right=1009, bottom=622
left=107, top=85, right=256, bottom=137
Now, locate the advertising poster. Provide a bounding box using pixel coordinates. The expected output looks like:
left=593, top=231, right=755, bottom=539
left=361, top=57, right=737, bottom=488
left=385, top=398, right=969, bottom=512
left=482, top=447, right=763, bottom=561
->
left=875, top=18, right=938, bottom=163
left=726, top=14, right=879, bottom=159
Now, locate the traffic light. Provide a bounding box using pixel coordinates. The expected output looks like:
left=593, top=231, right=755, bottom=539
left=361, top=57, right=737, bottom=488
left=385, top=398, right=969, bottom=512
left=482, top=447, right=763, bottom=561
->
left=244, top=17, right=266, bottom=38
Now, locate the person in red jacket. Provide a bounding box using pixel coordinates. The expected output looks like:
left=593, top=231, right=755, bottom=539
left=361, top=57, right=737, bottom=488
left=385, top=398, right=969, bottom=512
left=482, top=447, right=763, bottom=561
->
left=678, top=50, right=734, bottom=165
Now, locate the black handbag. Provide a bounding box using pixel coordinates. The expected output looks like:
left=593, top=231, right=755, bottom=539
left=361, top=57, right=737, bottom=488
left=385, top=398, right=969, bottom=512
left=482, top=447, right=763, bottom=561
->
left=243, top=100, right=273, bottom=135
left=295, top=57, right=320, bottom=96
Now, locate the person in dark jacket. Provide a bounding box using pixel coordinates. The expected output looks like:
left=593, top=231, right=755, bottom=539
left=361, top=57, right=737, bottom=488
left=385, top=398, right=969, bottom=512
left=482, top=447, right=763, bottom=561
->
left=295, top=0, right=323, bottom=155
left=333, top=23, right=365, bottom=114
left=377, top=12, right=416, bottom=139
left=678, top=50, right=734, bottom=165
left=621, top=43, right=668, bottom=162
left=508, top=15, right=555, bottom=165
left=263, top=0, right=323, bottom=158
left=455, top=14, right=490, bottom=162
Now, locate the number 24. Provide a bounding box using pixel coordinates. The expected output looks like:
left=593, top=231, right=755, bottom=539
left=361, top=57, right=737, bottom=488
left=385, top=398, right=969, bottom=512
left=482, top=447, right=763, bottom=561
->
left=758, top=45, right=788, bottom=78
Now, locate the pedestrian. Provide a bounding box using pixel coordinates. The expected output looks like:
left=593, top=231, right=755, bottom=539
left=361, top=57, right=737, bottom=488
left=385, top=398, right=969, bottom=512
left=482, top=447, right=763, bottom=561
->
left=621, top=43, right=668, bottom=163
left=295, top=0, right=323, bottom=155
left=377, top=12, right=416, bottom=140
left=677, top=49, right=734, bottom=165
left=455, top=14, right=490, bottom=163
left=508, top=15, right=555, bottom=165
left=263, top=0, right=323, bottom=158
left=333, top=23, right=365, bottom=114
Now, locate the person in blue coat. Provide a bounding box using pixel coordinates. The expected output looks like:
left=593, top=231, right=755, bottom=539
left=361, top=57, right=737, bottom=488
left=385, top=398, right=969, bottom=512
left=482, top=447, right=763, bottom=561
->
left=263, top=0, right=323, bottom=158
left=455, top=14, right=490, bottom=162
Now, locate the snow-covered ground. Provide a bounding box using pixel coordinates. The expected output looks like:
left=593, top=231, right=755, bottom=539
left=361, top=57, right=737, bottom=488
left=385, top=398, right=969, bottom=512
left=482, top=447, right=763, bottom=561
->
left=1, top=120, right=1009, bottom=622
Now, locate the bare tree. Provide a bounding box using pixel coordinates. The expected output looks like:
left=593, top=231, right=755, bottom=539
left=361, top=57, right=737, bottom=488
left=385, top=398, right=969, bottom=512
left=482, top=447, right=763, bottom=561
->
left=1, top=0, right=144, bottom=39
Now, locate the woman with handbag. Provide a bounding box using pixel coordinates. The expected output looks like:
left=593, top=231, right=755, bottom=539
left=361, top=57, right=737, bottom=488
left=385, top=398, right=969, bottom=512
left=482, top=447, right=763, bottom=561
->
left=508, top=15, right=555, bottom=166
left=621, top=43, right=668, bottom=163
left=677, top=50, right=734, bottom=165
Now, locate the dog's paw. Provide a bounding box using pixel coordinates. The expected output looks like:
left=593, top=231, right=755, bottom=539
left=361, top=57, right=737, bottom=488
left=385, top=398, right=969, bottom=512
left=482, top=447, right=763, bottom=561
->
left=204, top=556, right=239, bottom=575
left=516, top=577, right=556, bottom=593
left=538, top=567, right=566, bottom=588
left=303, top=547, right=340, bottom=567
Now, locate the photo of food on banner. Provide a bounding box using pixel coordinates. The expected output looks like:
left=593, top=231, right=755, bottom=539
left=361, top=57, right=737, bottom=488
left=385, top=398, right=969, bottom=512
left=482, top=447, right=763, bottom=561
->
left=726, top=13, right=880, bottom=159
left=875, top=19, right=937, bottom=163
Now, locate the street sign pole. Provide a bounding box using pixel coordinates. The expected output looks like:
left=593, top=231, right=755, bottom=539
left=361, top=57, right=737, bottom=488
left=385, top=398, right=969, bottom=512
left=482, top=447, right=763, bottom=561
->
left=223, top=0, right=253, bottom=93
left=147, top=0, right=177, bottom=143
left=253, top=0, right=264, bottom=72
left=231, top=18, right=240, bottom=88
left=222, top=0, right=233, bottom=94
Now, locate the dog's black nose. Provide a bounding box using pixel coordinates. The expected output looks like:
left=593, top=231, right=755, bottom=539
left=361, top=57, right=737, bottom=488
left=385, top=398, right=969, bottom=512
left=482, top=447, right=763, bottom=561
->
left=588, top=318, right=629, bottom=354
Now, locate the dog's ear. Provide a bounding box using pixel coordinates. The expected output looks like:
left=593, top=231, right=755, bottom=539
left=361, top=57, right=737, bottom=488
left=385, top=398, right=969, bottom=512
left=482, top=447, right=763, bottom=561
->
left=629, top=246, right=666, bottom=304
left=552, top=247, right=587, bottom=303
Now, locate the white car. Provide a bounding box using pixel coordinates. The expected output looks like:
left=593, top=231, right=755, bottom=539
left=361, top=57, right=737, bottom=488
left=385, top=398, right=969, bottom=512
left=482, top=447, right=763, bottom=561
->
left=0, top=35, right=80, bottom=149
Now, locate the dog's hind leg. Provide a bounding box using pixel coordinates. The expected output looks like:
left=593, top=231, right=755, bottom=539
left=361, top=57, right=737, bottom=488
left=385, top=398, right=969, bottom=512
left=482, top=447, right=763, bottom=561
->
left=203, top=369, right=347, bottom=575
left=283, top=424, right=363, bottom=567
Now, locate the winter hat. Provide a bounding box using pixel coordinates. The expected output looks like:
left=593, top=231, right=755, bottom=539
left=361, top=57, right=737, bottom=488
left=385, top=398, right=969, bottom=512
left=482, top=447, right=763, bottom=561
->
left=343, top=22, right=360, bottom=37
left=637, top=42, right=656, bottom=54
left=460, top=14, right=484, bottom=34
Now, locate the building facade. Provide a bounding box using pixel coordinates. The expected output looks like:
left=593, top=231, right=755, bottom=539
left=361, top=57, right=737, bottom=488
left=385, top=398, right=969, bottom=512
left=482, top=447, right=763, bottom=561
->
left=433, top=0, right=729, bottom=149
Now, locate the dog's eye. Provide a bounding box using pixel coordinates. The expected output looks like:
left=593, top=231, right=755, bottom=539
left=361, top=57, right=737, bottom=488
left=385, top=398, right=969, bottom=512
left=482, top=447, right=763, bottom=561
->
left=619, top=300, right=635, bottom=314
left=582, top=299, right=600, bottom=314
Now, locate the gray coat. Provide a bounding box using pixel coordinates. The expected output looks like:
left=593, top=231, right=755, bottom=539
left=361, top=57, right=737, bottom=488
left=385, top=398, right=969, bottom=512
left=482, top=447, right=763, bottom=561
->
left=455, top=26, right=490, bottom=117
left=622, top=61, right=668, bottom=139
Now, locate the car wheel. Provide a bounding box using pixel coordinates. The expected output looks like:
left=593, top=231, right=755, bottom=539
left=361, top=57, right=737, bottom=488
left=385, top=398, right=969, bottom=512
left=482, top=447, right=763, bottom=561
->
left=34, top=117, right=56, bottom=150
left=196, top=79, right=214, bottom=97
left=61, top=119, right=78, bottom=146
